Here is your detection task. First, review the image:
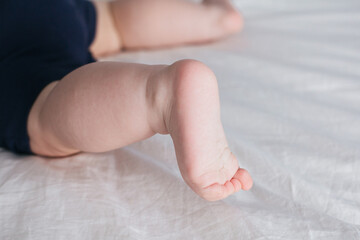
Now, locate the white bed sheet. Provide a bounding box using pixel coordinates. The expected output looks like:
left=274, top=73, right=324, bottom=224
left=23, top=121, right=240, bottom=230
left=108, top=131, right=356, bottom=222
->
left=1, top=0, right=360, bottom=239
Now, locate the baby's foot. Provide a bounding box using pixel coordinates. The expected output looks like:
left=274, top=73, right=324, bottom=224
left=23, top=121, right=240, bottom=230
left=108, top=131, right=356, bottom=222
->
left=203, top=0, right=243, bottom=33
left=164, top=60, right=253, bottom=201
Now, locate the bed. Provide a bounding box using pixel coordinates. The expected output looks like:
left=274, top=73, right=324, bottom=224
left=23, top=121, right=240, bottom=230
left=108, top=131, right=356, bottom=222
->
left=1, top=0, right=360, bottom=239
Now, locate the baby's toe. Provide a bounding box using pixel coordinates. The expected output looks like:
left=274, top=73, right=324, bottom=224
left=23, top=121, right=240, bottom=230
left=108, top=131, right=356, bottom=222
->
left=201, top=180, right=238, bottom=201
left=234, top=168, right=253, bottom=191
left=198, top=168, right=253, bottom=201
left=230, top=178, right=242, bottom=192
left=201, top=183, right=231, bottom=201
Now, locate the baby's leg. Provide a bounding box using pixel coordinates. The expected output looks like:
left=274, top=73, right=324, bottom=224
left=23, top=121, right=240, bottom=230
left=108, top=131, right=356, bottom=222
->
left=28, top=60, right=252, bottom=201
left=113, top=0, right=242, bottom=49
left=92, top=0, right=242, bottom=55
left=28, top=62, right=168, bottom=156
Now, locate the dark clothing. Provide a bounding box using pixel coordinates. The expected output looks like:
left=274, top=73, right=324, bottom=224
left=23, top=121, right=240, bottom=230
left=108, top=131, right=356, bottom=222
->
left=0, top=0, right=97, bottom=154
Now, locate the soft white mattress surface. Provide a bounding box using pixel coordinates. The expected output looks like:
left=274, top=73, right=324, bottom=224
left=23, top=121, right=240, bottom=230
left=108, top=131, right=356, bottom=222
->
left=1, top=0, right=360, bottom=239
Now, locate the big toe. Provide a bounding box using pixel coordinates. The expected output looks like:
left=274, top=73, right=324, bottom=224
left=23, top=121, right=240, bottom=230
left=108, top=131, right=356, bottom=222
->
left=234, top=168, right=253, bottom=191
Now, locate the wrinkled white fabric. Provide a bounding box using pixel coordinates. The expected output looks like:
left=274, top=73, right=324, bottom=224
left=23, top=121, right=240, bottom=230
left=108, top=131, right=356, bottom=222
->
left=1, top=0, right=360, bottom=239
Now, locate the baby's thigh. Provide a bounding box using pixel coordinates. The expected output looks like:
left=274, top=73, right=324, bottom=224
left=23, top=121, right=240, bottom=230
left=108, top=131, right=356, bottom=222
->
left=27, top=81, right=80, bottom=157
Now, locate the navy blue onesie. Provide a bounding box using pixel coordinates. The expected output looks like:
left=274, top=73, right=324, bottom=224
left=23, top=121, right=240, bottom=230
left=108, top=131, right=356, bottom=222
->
left=0, top=0, right=97, bottom=154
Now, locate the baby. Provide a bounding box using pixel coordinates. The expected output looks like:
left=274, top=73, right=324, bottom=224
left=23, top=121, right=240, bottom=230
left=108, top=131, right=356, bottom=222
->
left=0, top=0, right=253, bottom=201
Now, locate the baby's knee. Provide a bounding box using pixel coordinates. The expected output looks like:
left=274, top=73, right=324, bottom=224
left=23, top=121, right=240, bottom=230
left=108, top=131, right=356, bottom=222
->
left=172, top=59, right=216, bottom=80
left=170, top=59, right=218, bottom=90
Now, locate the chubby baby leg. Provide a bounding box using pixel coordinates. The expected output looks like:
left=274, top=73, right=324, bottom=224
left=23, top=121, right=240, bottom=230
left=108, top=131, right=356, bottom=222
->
left=28, top=60, right=252, bottom=201
left=90, top=0, right=243, bottom=56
